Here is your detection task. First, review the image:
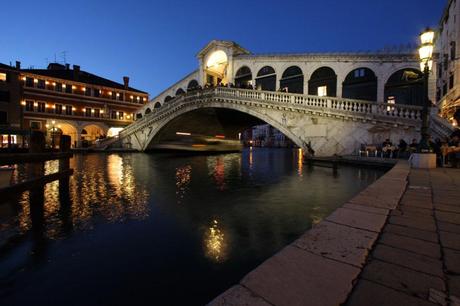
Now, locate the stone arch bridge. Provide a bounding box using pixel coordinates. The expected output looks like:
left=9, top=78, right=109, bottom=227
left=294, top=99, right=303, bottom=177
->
left=114, top=87, right=423, bottom=156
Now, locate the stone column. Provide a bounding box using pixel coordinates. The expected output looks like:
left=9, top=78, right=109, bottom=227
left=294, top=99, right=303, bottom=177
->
left=377, top=77, right=386, bottom=103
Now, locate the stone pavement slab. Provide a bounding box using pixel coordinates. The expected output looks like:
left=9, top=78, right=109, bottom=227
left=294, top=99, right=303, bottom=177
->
left=435, top=211, right=460, bottom=225
left=379, top=232, right=441, bottom=259
left=435, top=204, right=460, bottom=213
left=294, top=220, right=378, bottom=267
left=438, top=221, right=460, bottom=234
left=439, top=231, right=460, bottom=250
left=383, top=224, right=438, bottom=243
left=346, top=279, right=437, bottom=306
left=449, top=275, right=460, bottom=299
left=241, top=245, right=360, bottom=306
left=208, top=285, right=272, bottom=306
left=444, top=248, right=460, bottom=274
left=361, top=259, right=445, bottom=300
left=372, top=244, right=443, bottom=277
left=325, top=207, right=387, bottom=232
left=342, top=203, right=389, bottom=215
left=388, top=215, right=437, bottom=232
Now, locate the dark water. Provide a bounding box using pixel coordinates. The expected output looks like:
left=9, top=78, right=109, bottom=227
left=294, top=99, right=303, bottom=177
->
left=0, top=148, right=385, bottom=306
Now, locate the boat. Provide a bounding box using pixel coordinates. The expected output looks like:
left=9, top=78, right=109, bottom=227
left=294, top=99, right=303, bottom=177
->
left=0, top=165, right=14, bottom=188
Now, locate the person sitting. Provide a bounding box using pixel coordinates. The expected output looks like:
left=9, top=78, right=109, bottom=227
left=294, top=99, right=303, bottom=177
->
left=382, top=139, right=393, bottom=157
left=408, top=139, right=418, bottom=153
left=397, top=139, right=408, bottom=158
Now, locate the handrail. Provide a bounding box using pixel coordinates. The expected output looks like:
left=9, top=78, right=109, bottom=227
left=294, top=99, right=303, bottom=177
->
left=121, top=88, right=423, bottom=138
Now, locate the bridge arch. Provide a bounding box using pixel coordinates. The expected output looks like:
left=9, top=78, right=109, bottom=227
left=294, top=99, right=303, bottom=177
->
left=164, top=95, right=173, bottom=103
left=142, top=103, right=306, bottom=151
left=176, top=88, right=185, bottom=96
left=234, top=66, right=253, bottom=88
left=154, top=102, right=162, bottom=109
left=256, top=66, right=277, bottom=91
left=384, top=68, right=424, bottom=106
left=308, top=67, right=337, bottom=97
left=187, top=80, right=199, bottom=91
left=342, top=67, right=377, bottom=101
left=280, top=66, right=304, bottom=94
left=145, top=108, right=152, bottom=115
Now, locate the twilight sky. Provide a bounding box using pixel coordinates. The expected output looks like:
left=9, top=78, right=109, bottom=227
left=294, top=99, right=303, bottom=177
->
left=1, top=0, right=445, bottom=97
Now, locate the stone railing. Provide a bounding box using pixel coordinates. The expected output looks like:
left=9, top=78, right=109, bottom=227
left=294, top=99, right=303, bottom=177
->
left=430, top=113, right=456, bottom=138
left=121, top=87, right=423, bottom=138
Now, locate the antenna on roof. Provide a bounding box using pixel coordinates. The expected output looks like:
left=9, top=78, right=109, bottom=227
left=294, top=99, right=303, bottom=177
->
left=61, top=51, right=68, bottom=64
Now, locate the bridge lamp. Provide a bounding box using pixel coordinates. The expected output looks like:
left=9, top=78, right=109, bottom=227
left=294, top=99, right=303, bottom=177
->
left=417, top=28, right=435, bottom=152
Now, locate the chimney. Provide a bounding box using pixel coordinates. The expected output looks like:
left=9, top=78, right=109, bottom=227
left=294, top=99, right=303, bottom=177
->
left=65, top=63, right=70, bottom=70
left=15, top=61, right=21, bottom=69
left=73, top=65, right=80, bottom=81
left=123, top=76, right=129, bottom=89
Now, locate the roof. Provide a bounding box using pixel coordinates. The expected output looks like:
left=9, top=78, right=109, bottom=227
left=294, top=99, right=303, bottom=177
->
left=0, top=63, right=17, bottom=70
left=21, top=64, right=147, bottom=94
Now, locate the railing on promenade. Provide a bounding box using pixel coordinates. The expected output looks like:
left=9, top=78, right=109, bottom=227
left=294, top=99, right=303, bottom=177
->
left=120, top=87, right=423, bottom=139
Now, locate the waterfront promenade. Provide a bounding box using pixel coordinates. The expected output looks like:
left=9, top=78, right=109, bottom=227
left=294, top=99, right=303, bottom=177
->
left=209, top=164, right=460, bottom=306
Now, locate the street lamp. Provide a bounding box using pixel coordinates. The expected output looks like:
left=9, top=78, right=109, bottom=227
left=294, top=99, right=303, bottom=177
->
left=418, top=28, right=435, bottom=152
left=46, top=120, right=58, bottom=150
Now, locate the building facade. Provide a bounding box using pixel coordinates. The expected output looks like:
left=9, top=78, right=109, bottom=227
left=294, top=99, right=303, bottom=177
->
left=14, top=62, right=148, bottom=148
left=437, top=0, right=460, bottom=127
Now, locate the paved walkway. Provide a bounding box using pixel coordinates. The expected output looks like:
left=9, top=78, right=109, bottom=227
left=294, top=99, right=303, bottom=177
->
left=209, top=165, right=460, bottom=306
left=347, top=167, right=460, bottom=306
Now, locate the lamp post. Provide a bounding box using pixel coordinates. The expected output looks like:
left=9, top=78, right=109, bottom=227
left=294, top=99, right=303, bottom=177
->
left=45, top=120, right=58, bottom=150
left=418, top=28, right=435, bottom=152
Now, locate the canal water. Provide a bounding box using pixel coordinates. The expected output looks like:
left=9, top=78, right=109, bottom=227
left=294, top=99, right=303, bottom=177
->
left=0, top=148, right=385, bottom=306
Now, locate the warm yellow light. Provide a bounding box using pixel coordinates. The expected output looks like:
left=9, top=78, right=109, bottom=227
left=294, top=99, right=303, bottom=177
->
left=143, top=97, right=146, bottom=101
left=116, top=111, right=119, bottom=115
left=45, top=104, right=49, bottom=108
left=52, top=120, right=56, bottom=125
left=52, top=105, right=56, bottom=109
left=45, top=124, right=49, bottom=128
left=126, top=115, right=130, bottom=119
left=420, top=30, right=435, bottom=44
left=45, top=81, right=50, bottom=85
left=63, top=106, right=66, bottom=110
left=82, top=87, right=86, bottom=91
left=91, top=109, right=95, bottom=113
left=72, top=85, right=76, bottom=90
left=21, top=101, right=26, bottom=106
left=33, top=102, right=38, bottom=107
left=176, top=132, right=191, bottom=136
left=206, top=50, right=228, bottom=69
left=420, top=59, right=433, bottom=71
left=52, top=82, right=56, bottom=86
left=72, top=107, right=76, bottom=111
left=100, top=110, right=104, bottom=114
left=116, top=93, right=120, bottom=97
left=62, top=84, right=66, bottom=88
left=57, top=124, right=61, bottom=128
left=22, top=76, right=26, bottom=81
left=130, top=95, right=134, bottom=99
left=419, top=45, right=433, bottom=61
left=108, top=91, right=112, bottom=95
left=34, top=79, right=38, bottom=83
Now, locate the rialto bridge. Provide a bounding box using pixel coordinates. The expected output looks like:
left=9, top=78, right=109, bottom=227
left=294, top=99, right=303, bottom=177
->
left=108, top=40, right=455, bottom=156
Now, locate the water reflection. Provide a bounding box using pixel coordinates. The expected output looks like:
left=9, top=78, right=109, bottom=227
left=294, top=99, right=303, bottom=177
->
left=175, top=165, right=192, bottom=203
left=204, top=219, right=227, bottom=263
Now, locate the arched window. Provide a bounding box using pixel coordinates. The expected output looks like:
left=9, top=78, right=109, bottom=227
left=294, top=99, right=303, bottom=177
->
left=187, top=80, right=199, bottom=91
left=164, top=96, right=173, bottom=103
left=308, top=67, right=337, bottom=97
left=176, top=88, right=185, bottom=96
left=280, top=66, right=304, bottom=93
left=384, top=69, right=424, bottom=106
left=342, top=68, right=377, bottom=101
left=136, top=113, right=142, bottom=119
left=256, top=66, right=276, bottom=91
left=234, top=66, right=253, bottom=88
left=145, top=108, right=151, bottom=115
left=154, top=102, right=161, bottom=109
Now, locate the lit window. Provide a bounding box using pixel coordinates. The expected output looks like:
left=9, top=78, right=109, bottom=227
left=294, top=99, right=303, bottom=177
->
left=55, top=104, right=63, bottom=114
left=85, top=108, right=92, bottom=117
left=0, top=73, right=6, bottom=82
left=317, top=86, right=327, bottom=97
left=25, top=100, right=34, bottom=111
left=37, top=102, right=46, bottom=112
left=65, top=105, right=72, bottom=115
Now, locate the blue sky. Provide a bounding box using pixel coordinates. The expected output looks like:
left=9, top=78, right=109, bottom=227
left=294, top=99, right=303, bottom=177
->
left=1, top=0, right=445, bottom=97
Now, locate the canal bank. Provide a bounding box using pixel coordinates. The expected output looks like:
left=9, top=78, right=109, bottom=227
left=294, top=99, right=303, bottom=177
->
left=209, top=163, right=460, bottom=306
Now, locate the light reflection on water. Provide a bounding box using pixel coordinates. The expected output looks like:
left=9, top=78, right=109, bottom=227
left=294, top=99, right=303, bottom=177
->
left=0, top=149, right=385, bottom=306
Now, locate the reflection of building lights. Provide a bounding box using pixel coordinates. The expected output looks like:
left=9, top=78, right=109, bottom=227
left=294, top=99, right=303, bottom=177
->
left=176, top=132, right=191, bottom=136
left=204, top=219, right=226, bottom=262
left=192, top=144, right=206, bottom=147
left=298, top=148, right=303, bottom=176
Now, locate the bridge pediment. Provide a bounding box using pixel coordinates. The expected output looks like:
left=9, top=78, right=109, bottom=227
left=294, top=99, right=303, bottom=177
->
left=196, top=40, right=250, bottom=59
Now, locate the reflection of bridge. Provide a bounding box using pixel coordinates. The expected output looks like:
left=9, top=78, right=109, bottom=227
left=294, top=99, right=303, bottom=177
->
left=116, top=87, right=424, bottom=156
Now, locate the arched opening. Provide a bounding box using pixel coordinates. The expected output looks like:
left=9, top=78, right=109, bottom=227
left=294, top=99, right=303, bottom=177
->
left=164, top=96, right=173, bottom=103
left=280, top=66, right=304, bottom=93
left=205, top=50, right=228, bottom=86
left=187, top=80, right=199, bottom=91
left=46, top=122, right=78, bottom=148
left=308, top=67, right=337, bottom=97
left=256, top=66, right=276, bottom=91
left=146, top=107, right=301, bottom=151
left=136, top=113, right=142, bottom=119
left=384, top=69, right=424, bottom=106
left=176, top=88, right=185, bottom=96
left=145, top=108, right=152, bottom=115
left=80, top=124, right=107, bottom=147
left=234, top=66, right=253, bottom=88
left=342, top=68, right=377, bottom=101
left=154, top=102, right=162, bottom=109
